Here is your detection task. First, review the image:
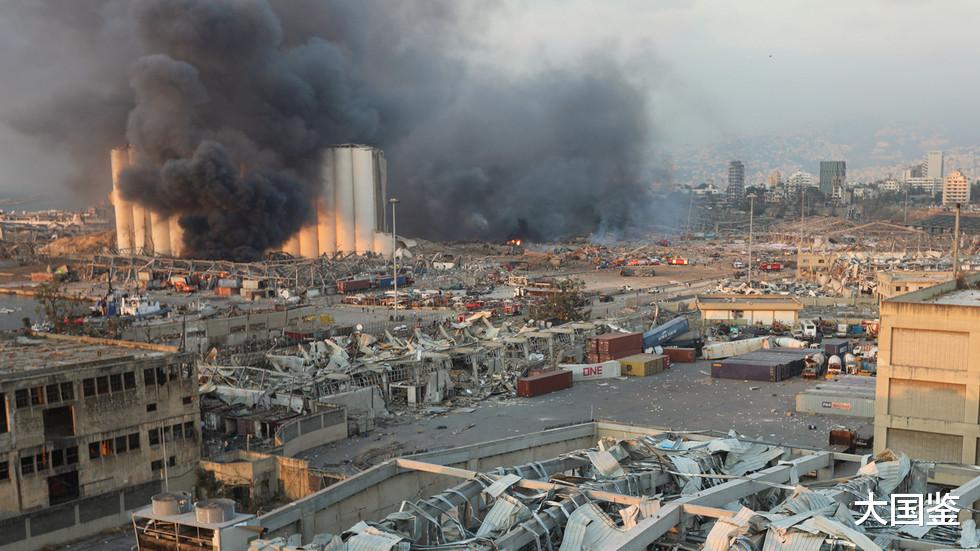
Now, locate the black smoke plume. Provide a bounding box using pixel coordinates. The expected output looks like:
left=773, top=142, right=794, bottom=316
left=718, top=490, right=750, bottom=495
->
left=3, top=0, right=657, bottom=259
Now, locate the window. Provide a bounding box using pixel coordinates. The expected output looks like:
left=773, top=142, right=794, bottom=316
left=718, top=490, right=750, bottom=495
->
left=184, top=421, right=195, bottom=439
left=89, top=442, right=100, bottom=460
left=60, top=382, right=74, bottom=401
left=15, top=389, right=28, bottom=409
left=123, top=372, right=136, bottom=390
left=82, top=378, right=96, bottom=398
left=35, top=452, right=48, bottom=471
left=156, top=367, right=167, bottom=385
left=100, top=439, right=114, bottom=457
left=21, top=456, right=34, bottom=475
left=151, top=459, right=163, bottom=472
left=172, top=424, right=183, bottom=440
left=0, top=394, right=7, bottom=433
left=52, top=449, right=64, bottom=468
left=0, top=461, right=8, bottom=481
left=143, top=368, right=156, bottom=386
left=146, top=403, right=157, bottom=413
left=182, top=396, right=193, bottom=405
left=110, top=374, right=123, bottom=393
left=129, top=433, right=140, bottom=450
left=66, top=447, right=78, bottom=465
left=115, top=436, right=128, bottom=454
left=30, top=387, right=44, bottom=406
left=46, top=384, right=60, bottom=404
left=148, top=428, right=160, bottom=446
left=181, top=363, right=194, bottom=379
left=168, top=456, right=176, bottom=467
left=96, top=376, right=109, bottom=395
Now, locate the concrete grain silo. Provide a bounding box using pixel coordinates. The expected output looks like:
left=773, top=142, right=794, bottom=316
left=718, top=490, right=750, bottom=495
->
left=110, top=147, right=135, bottom=254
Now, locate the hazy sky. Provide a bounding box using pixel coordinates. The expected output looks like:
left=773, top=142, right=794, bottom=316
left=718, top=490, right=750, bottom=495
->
left=1, top=0, right=979, bottom=206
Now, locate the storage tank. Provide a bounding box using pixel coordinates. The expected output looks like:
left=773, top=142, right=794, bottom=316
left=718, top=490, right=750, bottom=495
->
left=110, top=147, right=135, bottom=254
left=352, top=146, right=377, bottom=254
left=316, top=196, right=336, bottom=255
left=128, top=148, right=149, bottom=254
left=149, top=211, right=172, bottom=256
left=333, top=146, right=356, bottom=252
left=151, top=492, right=192, bottom=516
left=169, top=216, right=185, bottom=257
left=298, top=224, right=319, bottom=258
left=194, top=499, right=236, bottom=524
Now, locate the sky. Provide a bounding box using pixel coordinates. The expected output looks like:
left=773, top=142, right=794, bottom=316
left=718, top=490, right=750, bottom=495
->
left=1, top=0, right=980, bottom=206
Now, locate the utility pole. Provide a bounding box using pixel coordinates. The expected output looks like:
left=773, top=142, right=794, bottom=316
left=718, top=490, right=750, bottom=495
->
left=747, top=193, right=756, bottom=288
left=389, top=198, right=400, bottom=311
left=953, top=202, right=961, bottom=280
left=904, top=183, right=910, bottom=226
left=796, top=187, right=804, bottom=281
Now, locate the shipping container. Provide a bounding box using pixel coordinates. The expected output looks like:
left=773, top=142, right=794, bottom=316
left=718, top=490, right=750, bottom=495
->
left=517, top=370, right=572, bottom=397
left=822, top=338, right=850, bottom=358
left=337, top=279, right=371, bottom=293
left=663, top=347, right=696, bottom=363
left=642, top=317, right=689, bottom=350
left=558, top=361, right=621, bottom=382
left=618, top=353, right=667, bottom=377
left=795, top=388, right=875, bottom=418
left=215, top=286, right=234, bottom=297
left=218, top=278, right=241, bottom=289
left=711, top=349, right=810, bottom=382
left=589, top=332, right=643, bottom=357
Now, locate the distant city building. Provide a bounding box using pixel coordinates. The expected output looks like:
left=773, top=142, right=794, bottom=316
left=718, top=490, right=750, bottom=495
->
left=943, top=169, right=970, bottom=205
left=906, top=176, right=943, bottom=194
left=904, top=164, right=925, bottom=180
left=767, top=170, right=781, bottom=188
left=819, top=161, right=846, bottom=195
left=727, top=160, right=745, bottom=204
left=879, top=178, right=902, bottom=193
left=693, top=182, right=722, bottom=197
left=784, top=171, right=815, bottom=197
left=925, top=150, right=945, bottom=180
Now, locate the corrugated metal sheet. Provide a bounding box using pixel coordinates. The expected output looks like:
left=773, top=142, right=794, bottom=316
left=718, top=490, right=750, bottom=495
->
left=485, top=474, right=522, bottom=498
left=761, top=527, right=825, bottom=551
left=476, top=496, right=530, bottom=538
left=725, top=446, right=784, bottom=476
left=669, top=455, right=702, bottom=494
left=586, top=450, right=625, bottom=478
left=558, top=503, right=620, bottom=551
left=705, top=507, right=756, bottom=551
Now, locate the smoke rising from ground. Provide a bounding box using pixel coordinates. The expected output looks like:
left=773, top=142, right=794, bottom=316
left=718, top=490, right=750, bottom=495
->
left=3, top=0, right=657, bottom=259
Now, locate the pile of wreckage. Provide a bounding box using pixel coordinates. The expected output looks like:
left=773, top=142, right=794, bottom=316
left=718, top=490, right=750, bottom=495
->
left=198, top=315, right=613, bottom=416
left=250, top=431, right=978, bottom=550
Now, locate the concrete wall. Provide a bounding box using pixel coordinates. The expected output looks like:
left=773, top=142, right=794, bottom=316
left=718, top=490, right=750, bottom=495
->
left=875, top=274, right=980, bottom=474
left=276, top=408, right=347, bottom=457
left=256, top=423, right=596, bottom=542
left=0, top=468, right=194, bottom=551
left=123, top=305, right=320, bottom=348
left=703, top=309, right=798, bottom=326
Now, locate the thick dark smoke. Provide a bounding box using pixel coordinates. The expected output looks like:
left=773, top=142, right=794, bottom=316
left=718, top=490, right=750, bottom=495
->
left=3, top=0, right=657, bottom=259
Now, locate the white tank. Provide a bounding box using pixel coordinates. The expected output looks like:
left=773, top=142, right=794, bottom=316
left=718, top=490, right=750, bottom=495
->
left=110, top=148, right=135, bottom=254
left=828, top=354, right=842, bottom=367
left=332, top=146, right=356, bottom=253
left=316, top=196, right=336, bottom=255
left=150, top=211, right=172, bottom=256
left=169, top=216, right=185, bottom=257
left=298, top=224, right=319, bottom=258
left=352, top=146, right=377, bottom=254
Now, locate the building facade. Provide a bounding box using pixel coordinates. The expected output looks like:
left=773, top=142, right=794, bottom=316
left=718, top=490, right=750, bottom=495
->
left=926, top=150, right=945, bottom=180
left=874, top=274, right=980, bottom=472
left=696, top=294, right=803, bottom=326
left=727, top=160, right=745, bottom=204
left=0, top=334, right=199, bottom=549
left=943, top=169, right=970, bottom=205
left=818, top=161, right=846, bottom=195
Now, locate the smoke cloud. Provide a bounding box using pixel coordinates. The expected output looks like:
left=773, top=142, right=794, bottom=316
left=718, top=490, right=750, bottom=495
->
left=3, top=0, right=657, bottom=259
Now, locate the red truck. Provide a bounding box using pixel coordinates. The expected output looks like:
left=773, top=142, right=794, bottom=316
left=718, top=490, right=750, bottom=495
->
left=337, top=278, right=371, bottom=293
left=758, top=262, right=782, bottom=272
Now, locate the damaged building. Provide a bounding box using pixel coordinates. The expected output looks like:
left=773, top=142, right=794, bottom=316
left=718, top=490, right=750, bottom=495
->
left=0, top=333, right=200, bottom=551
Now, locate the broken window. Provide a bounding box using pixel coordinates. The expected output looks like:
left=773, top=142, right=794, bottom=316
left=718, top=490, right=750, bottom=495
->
left=60, top=382, right=73, bottom=401
left=123, top=372, right=136, bottom=390
left=0, top=461, right=8, bottom=481
left=0, top=394, right=7, bottom=433
left=51, top=449, right=64, bottom=468
left=115, top=436, right=128, bottom=454
left=100, top=439, right=113, bottom=457
left=184, top=421, right=195, bottom=439
left=182, top=396, right=192, bottom=405
left=143, top=368, right=156, bottom=386
left=15, top=389, right=28, bottom=408
left=151, top=459, right=163, bottom=472
left=21, top=456, right=34, bottom=475
left=148, top=428, right=160, bottom=446
left=30, top=387, right=44, bottom=406
left=146, top=403, right=157, bottom=412
left=43, top=406, right=74, bottom=439
left=88, top=442, right=99, bottom=459
left=35, top=452, right=48, bottom=472
left=96, top=376, right=109, bottom=395
left=129, top=433, right=140, bottom=450
left=172, top=424, right=183, bottom=440
left=167, top=456, right=176, bottom=467
left=46, top=384, right=60, bottom=404
left=48, top=470, right=79, bottom=506
left=110, top=374, right=123, bottom=393
left=82, top=378, right=95, bottom=398
left=66, top=446, right=78, bottom=465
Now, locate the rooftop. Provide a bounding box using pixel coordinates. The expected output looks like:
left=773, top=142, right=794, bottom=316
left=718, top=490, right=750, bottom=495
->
left=886, top=272, right=980, bottom=306
left=696, top=293, right=803, bottom=310
left=0, top=333, right=177, bottom=376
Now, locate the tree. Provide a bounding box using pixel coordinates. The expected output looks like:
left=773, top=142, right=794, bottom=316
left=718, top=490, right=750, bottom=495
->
left=530, top=279, right=588, bottom=323
left=34, top=279, right=80, bottom=333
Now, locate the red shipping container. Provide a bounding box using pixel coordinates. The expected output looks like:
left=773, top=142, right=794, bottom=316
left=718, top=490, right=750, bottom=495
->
left=596, top=349, right=639, bottom=362
left=517, top=370, right=572, bottom=397
left=591, top=332, right=642, bottom=356
left=586, top=352, right=600, bottom=364
left=663, top=347, right=696, bottom=363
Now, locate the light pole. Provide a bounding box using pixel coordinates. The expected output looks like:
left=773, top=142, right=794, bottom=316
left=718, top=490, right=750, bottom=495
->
left=747, top=193, right=756, bottom=288
left=389, top=198, right=399, bottom=311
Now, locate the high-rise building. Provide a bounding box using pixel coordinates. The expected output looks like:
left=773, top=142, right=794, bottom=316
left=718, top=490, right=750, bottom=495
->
left=818, top=161, right=846, bottom=195
left=926, top=150, right=945, bottom=180
left=727, top=160, right=745, bottom=204
left=767, top=170, right=781, bottom=189
left=943, top=169, right=970, bottom=205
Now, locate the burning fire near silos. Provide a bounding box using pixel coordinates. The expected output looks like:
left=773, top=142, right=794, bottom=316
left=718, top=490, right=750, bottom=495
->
left=109, top=144, right=391, bottom=259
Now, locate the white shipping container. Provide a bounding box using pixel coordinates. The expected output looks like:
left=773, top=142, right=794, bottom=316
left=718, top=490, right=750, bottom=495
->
left=558, top=360, right=621, bottom=382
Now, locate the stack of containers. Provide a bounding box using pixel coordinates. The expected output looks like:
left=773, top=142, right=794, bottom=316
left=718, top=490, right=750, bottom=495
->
left=711, top=348, right=810, bottom=382
left=216, top=277, right=241, bottom=297
left=587, top=332, right=643, bottom=363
